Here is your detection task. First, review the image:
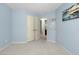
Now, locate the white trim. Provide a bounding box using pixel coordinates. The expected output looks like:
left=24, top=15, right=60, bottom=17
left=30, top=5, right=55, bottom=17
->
left=0, top=43, right=11, bottom=52
left=0, top=41, right=27, bottom=52
left=48, top=39, right=72, bottom=54
left=47, top=39, right=56, bottom=43
left=57, top=43, right=72, bottom=55
left=63, top=46, right=72, bottom=55
left=12, top=41, right=27, bottom=44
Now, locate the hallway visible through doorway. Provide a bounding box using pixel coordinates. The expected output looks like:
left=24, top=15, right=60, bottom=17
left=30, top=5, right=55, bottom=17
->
left=40, top=18, right=48, bottom=40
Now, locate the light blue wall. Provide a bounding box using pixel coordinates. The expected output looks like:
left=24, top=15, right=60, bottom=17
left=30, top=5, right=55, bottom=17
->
left=12, top=10, right=27, bottom=43
left=12, top=9, right=42, bottom=43
left=0, top=4, right=12, bottom=48
left=46, top=13, right=56, bottom=42
left=40, top=12, right=56, bottom=42
left=47, top=20, right=56, bottom=42
left=56, top=3, right=79, bottom=54
left=11, top=7, right=56, bottom=43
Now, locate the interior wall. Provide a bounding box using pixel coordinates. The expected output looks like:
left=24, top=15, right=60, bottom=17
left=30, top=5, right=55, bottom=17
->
left=0, top=4, right=12, bottom=48
left=48, top=19, right=56, bottom=42
left=0, top=4, right=57, bottom=45
left=56, top=3, right=79, bottom=54
left=12, top=10, right=27, bottom=43
left=12, top=9, right=40, bottom=43
left=40, top=12, right=56, bottom=42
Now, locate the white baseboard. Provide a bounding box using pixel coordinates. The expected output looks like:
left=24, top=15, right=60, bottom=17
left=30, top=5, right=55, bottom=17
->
left=12, top=41, right=27, bottom=44
left=0, top=43, right=11, bottom=52
left=47, top=39, right=56, bottom=43
left=57, top=43, right=72, bottom=55
left=0, top=41, right=27, bottom=52
left=63, top=47, right=72, bottom=55
left=48, top=40, right=72, bottom=54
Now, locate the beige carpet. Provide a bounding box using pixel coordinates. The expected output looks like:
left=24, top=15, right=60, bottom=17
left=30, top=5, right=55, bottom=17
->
left=0, top=39, right=70, bottom=55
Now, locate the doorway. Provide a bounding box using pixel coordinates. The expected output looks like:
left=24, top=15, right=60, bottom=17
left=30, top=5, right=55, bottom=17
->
left=40, top=18, right=48, bottom=40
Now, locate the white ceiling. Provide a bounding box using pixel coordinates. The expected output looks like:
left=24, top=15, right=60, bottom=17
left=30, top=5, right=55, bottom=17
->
left=6, top=3, right=62, bottom=15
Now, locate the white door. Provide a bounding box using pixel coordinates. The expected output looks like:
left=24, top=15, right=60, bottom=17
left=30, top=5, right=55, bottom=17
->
left=27, top=16, right=34, bottom=41
left=27, top=16, right=40, bottom=41
left=34, top=16, right=40, bottom=40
